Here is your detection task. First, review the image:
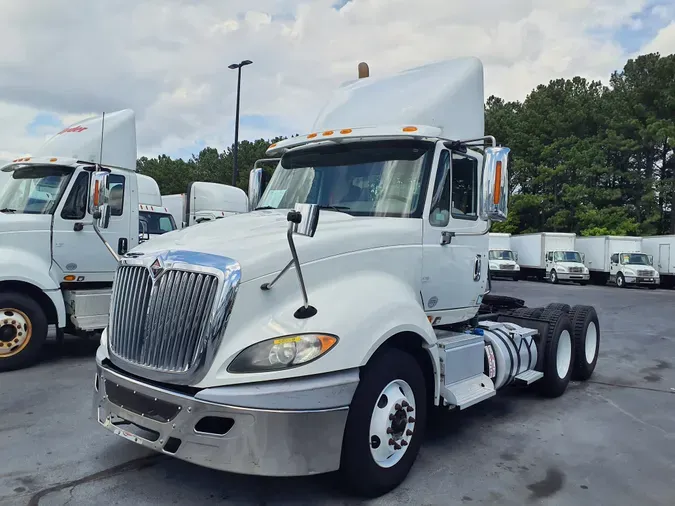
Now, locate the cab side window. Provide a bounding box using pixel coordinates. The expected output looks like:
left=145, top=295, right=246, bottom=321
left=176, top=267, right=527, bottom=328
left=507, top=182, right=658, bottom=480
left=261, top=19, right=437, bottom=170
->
left=429, top=150, right=451, bottom=227
left=61, top=172, right=89, bottom=220
left=611, top=253, right=619, bottom=264
left=451, top=153, right=478, bottom=220
left=547, top=252, right=553, bottom=262
left=107, top=175, right=125, bottom=216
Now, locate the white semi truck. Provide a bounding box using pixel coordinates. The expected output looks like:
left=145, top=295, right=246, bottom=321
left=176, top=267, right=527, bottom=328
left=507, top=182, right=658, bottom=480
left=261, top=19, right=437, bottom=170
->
left=511, top=232, right=589, bottom=284
left=642, top=235, right=675, bottom=288
left=90, top=58, right=600, bottom=497
left=161, top=182, right=248, bottom=229
left=137, top=174, right=177, bottom=241
left=576, top=235, right=659, bottom=288
left=488, top=232, right=520, bottom=280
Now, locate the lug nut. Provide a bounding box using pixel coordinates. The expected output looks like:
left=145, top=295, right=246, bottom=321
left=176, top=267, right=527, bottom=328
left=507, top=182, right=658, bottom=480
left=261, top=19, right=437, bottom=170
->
left=386, top=427, right=394, bottom=434
left=406, top=406, right=414, bottom=412
left=395, top=403, right=402, bottom=410
left=408, top=417, right=416, bottom=423
left=406, top=429, right=413, bottom=436
left=401, top=440, right=408, bottom=447
left=388, top=438, right=396, bottom=446
left=393, top=443, right=402, bottom=450
left=389, top=414, right=395, bottom=421
left=401, top=400, right=409, bottom=408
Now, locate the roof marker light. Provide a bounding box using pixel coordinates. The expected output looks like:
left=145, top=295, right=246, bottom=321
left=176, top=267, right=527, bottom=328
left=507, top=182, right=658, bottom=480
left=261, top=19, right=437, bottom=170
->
left=340, top=129, right=352, bottom=134
left=322, top=130, right=334, bottom=136
left=402, top=126, right=418, bottom=132
left=307, top=133, right=318, bottom=139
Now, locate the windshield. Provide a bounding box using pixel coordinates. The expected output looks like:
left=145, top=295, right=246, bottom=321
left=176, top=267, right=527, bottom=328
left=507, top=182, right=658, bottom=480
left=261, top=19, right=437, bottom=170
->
left=0, top=164, right=73, bottom=214
left=621, top=253, right=650, bottom=265
left=139, top=211, right=177, bottom=235
left=256, top=140, right=434, bottom=218
left=489, top=250, right=514, bottom=260
left=553, top=251, right=582, bottom=263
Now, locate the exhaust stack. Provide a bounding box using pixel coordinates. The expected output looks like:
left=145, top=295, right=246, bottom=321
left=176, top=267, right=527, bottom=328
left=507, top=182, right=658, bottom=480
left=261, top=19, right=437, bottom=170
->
left=358, top=62, right=369, bottom=79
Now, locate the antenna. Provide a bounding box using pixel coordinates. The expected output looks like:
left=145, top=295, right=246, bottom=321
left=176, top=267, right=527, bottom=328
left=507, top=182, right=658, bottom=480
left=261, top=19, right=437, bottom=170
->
left=98, top=111, right=106, bottom=168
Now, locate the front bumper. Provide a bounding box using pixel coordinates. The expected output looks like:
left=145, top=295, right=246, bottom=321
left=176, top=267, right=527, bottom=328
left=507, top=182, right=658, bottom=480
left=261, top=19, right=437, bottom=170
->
left=625, top=276, right=660, bottom=286
left=558, top=272, right=589, bottom=281
left=92, top=361, right=355, bottom=476
left=490, top=268, right=519, bottom=278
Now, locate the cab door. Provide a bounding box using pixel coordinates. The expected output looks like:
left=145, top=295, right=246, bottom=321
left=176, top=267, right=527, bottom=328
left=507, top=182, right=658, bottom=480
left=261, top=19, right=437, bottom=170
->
left=421, top=145, right=487, bottom=320
left=51, top=168, right=135, bottom=280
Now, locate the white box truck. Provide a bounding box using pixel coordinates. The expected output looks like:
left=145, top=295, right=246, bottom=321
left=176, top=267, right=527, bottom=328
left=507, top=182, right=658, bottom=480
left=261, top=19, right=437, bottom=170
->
left=90, top=58, right=601, bottom=498
left=137, top=174, right=178, bottom=241
left=642, top=235, right=675, bottom=288
left=576, top=235, right=659, bottom=288
left=161, top=183, right=248, bottom=229
left=511, top=232, right=589, bottom=284
left=488, top=232, right=520, bottom=280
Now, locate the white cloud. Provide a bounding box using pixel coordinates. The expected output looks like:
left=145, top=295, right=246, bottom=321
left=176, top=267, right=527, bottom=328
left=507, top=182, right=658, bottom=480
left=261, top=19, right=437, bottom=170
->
left=641, top=22, right=675, bottom=56
left=0, top=0, right=666, bottom=161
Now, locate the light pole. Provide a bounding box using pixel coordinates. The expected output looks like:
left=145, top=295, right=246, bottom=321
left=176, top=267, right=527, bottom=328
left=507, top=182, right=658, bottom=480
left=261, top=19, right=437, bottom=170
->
left=228, top=59, right=252, bottom=187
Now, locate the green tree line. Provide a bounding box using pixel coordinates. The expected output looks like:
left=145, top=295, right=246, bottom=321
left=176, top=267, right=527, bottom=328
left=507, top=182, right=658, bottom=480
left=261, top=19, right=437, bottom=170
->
left=138, top=52, right=674, bottom=235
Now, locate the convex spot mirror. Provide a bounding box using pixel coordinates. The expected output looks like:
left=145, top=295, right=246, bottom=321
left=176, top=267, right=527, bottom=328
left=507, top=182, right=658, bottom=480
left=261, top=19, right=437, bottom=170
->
left=481, top=147, right=510, bottom=222
left=89, top=171, right=111, bottom=229
left=291, top=203, right=320, bottom=237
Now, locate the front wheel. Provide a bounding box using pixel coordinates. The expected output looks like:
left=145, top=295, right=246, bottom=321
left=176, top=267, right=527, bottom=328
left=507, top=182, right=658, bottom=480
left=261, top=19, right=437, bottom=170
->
left=550, top=270, right=559, bottom=284
left=340, top=348, right=427, bottom=498
left=616, top=272, right=625, bottom=288
left=0, top=292, right=48, bottom=372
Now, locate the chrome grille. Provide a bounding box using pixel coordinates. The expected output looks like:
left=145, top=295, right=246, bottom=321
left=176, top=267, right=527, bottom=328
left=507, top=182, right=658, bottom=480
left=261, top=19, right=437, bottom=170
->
left=568, top=266, right=583, bottom=273
left=637, top=270, right=652, bottom=277
left=500, top=264, right=515, bottom=270
left=109, top=265, right=219, bottom=374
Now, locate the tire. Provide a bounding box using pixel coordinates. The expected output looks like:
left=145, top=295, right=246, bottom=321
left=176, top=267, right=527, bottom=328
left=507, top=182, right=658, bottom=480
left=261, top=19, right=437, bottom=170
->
left=340, top=348, right=427, bottom=498
left=616, top=272, right=625, bottom=288
left=545, top=303, right=571, bottom=313
left=536, top=309, right=574, bottom=398
left=550, top=270, right=558, bottom=284
left=568, top=305, right=600, bottom=381
left=0, top=292, right=48, bottom=372
left=579, top=282, right=588, bottom=286
left=511, top=307, right=545, bottom=319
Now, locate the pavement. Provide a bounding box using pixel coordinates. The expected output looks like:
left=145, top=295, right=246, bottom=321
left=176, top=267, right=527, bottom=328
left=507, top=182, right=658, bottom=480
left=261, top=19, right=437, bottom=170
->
left=1, top=280, right=674, bottom=505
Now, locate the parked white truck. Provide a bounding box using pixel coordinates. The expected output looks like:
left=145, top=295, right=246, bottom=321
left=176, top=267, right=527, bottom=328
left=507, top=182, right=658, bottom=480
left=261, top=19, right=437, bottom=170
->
left=161, top=182, right=248, bottom=229
left=642, top=235, right=675, bottom=288
left=90, top=58, right=600, bottom=497
left=488, top=232, right=520, bottom=280
left=137, top=174, right=177, bottom=241
left=576, top=235, right=659, bottom=288
left=511, top=232, right=589, bottom=284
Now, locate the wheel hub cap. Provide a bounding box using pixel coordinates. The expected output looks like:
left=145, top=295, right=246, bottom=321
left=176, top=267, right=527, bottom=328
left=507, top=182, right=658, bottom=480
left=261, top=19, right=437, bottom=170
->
left=369, top=379, right=416, bottom=468
left=0, top=309, right=31, bottom=358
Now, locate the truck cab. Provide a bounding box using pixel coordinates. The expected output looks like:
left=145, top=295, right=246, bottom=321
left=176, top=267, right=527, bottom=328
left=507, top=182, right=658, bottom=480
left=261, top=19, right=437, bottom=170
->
left=0, top=110, right=140, bottom=371
left=610, top=252, right=659, bottom=288
left=545, top=250, right=588, bottom=284
left=137, top=174, right=177, bottom=242
left=91, top=58, right=601, bottom=498
left=488, top=232, right=520, bottom=280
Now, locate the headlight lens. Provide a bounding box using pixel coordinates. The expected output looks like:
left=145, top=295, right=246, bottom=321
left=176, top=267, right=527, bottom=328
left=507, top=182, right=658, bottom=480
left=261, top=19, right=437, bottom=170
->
left=228, top=334, right=338, bottom=373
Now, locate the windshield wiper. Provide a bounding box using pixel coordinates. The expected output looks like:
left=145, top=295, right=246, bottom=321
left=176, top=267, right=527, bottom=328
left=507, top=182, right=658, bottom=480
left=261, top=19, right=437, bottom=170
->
left=318, top=205, right=350, bottom=213
left=0, top=208, right=16, bottom=213
left=254, top=206, right=277, bottom=210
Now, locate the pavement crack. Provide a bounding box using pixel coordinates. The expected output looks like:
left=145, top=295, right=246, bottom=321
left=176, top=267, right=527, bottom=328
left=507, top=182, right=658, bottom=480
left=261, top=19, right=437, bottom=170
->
left=588, top=380, right=675, bottom=395
left=27, top=454, right=165, bottom=505
left=590, top=391, right=673, bottom=437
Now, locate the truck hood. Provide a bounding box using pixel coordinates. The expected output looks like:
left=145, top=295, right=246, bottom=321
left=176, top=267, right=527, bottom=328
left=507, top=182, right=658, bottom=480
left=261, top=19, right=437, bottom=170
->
left=622, top=265, right=658, bottom=275
left=130, top=209, right=423, bottom=282
left=0, top=213, right=52, bottom=233
left=557, top=262, right=586, bottom=269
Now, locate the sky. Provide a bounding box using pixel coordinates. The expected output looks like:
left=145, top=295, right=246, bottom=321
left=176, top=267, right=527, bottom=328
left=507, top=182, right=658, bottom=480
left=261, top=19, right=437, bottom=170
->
left=0, top=0, right=673, bottom=166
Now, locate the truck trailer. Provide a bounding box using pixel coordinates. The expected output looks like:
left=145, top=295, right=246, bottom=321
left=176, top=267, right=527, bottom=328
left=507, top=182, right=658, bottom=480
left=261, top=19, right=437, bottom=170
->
left=642, top=235, right=675, bottom=288
left=161, top=182, right=248, bottom=229
left=576, top=235, right=659, bottom=288
left=90, top=58, right=601, bottom=497
left=488, top=232, right=520, bottom=280
left=511, top=232, right=589, bottom=284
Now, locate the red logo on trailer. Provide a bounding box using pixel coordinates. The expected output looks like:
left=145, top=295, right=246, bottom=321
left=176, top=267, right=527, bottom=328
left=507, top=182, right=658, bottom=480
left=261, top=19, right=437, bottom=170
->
left=57, top=126, right=88, bottom=134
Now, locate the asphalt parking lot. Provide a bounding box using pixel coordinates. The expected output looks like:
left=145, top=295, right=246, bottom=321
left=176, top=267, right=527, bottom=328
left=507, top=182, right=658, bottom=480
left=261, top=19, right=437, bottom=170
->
left=1, top=280, right=674, bottom=506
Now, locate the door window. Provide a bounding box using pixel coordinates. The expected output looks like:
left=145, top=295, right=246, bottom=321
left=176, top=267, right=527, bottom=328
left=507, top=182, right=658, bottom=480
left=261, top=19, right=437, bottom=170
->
left=451, top=153, right=478, bottom=220
left=108, top=175, right=125, bottom=216
left=429, top=150, right=451, bottom=227
left=61, top=172, right=89, bottom=220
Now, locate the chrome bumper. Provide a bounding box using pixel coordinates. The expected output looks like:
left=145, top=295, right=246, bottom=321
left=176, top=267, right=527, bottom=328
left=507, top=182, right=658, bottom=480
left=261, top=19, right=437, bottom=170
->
left=558, top=272, right=589, bottom=281
left=93, top=362, right=354, bottom=476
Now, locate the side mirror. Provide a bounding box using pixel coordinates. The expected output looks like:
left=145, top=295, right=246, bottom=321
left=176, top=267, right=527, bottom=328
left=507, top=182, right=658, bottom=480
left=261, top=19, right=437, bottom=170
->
left=139, top=220, right=150, bottom=243
left=248, top=168, right=264, bottom=211
left=648, top=255, right=653, bottom=265
left=481, top=147, right=510, bottom=222
left=292, top=203, right=320, bottom=237
left=514, top=252, right=519, bottom=261
left=581, top=253, right=586, bottom=263
left=89, top=171, right=111, bottom=229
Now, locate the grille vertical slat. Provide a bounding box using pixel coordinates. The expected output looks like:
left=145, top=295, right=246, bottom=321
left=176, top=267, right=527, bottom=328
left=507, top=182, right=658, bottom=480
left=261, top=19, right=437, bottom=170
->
left=108, top=264, right=220, bottom=375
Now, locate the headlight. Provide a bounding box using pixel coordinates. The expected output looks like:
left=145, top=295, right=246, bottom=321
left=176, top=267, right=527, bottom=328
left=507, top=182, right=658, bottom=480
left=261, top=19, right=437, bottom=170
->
left=557, top=266, right=567, bottom=272
left=583, top=267, right=589, bottom=273
left=227, top=334, right=338, bottom=373
left=515, top=264, right=520, bottom=270
left=489, top=263, right=498, bottom=270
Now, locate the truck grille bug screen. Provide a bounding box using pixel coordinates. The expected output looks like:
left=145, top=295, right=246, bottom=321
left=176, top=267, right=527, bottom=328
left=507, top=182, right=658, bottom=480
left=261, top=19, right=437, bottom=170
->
left=108, top=265, right=219, bottom=374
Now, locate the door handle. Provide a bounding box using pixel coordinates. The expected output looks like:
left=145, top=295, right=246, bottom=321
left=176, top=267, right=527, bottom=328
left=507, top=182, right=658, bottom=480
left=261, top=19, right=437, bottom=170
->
left=473, top=255, right=482, bottom=281
left=440, top=231, right=455, bottom=245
